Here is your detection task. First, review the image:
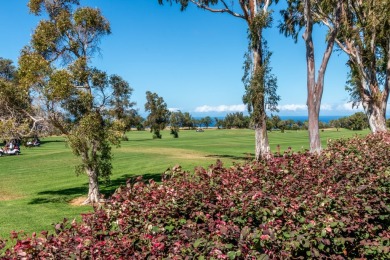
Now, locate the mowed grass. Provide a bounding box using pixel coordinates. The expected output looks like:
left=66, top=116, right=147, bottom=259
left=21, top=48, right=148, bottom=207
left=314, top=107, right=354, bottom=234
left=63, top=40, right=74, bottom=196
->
left=0, top=128, right=369, bottom=239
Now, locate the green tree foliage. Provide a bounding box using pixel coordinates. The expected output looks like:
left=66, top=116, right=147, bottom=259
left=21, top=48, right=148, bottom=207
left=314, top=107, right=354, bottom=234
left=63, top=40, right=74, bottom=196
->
left=18, top=0, right=131, bottom=204
left=182, top=112, right=194, bottom=130
left=144, top=91, right=170, bottom=139
left=335, top=0, right=390, bottom=132
left=0, top=58, right=16, bottom=80
left=223, top=112, right=250, bottom=129
left=109, top=75, right=136, bottom=140
left=242, top=39, right=280, bottom=128
left=329, top=112, right=369, bottom=131
left=0, top=58, right=45, bottom=142
left=169, top=111, right=183, bottom=138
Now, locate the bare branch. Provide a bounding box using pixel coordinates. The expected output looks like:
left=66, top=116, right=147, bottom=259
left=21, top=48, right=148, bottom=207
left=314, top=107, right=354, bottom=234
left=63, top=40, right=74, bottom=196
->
left=335, top=38, right=354, bottom=56
left=263, top=0, right=271, bottom=13
left=189, top=0, right=245, bottom=19
left=239, top=0, right=249, bottom=21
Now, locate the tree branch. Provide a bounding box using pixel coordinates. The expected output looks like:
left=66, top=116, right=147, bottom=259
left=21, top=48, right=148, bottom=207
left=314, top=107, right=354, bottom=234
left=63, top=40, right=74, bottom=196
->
left=239, top=0, right=249, bottom=21
left=189, top=0, right=245, bottom=19
left=263, top=0, right=271, bottom=13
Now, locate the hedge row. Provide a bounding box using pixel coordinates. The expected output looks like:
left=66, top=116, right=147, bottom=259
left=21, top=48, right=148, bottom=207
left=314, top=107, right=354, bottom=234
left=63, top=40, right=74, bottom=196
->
left=1, top=133, right=389, bottom=259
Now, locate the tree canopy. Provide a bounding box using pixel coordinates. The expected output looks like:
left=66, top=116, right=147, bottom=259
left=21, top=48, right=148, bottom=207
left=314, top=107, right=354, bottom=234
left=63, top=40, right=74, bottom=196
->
left=334, top=0, right=390, bottom=132
left=18, top=0, right=133, bottom=204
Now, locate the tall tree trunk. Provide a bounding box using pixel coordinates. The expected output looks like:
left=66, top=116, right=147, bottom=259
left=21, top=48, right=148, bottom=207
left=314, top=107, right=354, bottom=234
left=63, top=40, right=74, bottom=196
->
left=84, top=168, right=100, bottom=205
left=303, top=0, right=322, bottom=153
left=303, top=0, right=340, bottom=154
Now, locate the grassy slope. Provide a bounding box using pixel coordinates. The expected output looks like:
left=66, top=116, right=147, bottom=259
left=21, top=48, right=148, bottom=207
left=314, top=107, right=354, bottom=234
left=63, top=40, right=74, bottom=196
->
left=0, top=128, right=369, bottom=239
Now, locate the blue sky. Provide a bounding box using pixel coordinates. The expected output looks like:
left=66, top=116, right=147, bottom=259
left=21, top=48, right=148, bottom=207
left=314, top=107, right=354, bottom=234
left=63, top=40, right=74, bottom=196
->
left=0, top=0, right=365, bottom=117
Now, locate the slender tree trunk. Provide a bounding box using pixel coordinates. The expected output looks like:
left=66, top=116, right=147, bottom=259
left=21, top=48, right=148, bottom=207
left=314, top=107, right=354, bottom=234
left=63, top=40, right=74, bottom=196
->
left=252, top=30, right=271, bottom=160
left=303, top=0, right=322, bottom=154
left=82, top=142, right=101, bottom=205
left=307, top=102, right=321, bottom=153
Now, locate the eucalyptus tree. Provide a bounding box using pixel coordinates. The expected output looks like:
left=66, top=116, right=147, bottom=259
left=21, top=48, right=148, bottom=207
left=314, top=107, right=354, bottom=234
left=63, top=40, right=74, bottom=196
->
left=333, top=1, right=390, bottom=133
left=280, top=0, right=341, bottom=153
left=158, top=0, right=280, bottom=160
left=144, top=91, right=170, bottom=139
left=18, top=0, right=131, bottom=204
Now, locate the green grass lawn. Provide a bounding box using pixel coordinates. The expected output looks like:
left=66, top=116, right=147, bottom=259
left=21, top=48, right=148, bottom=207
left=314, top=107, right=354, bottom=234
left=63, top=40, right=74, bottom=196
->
left=0, top=128, right=369, bottom=239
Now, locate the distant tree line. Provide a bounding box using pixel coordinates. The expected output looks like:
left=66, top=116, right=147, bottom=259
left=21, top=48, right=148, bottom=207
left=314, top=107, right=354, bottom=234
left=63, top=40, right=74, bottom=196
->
left=137, top=110, right=375, bottom=135
left=328, top=112, right=369, bottom=131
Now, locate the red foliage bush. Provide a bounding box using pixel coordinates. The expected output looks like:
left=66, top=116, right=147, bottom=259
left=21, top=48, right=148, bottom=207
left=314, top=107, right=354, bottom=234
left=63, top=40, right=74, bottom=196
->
left=1, top=133, right=389, bottom=259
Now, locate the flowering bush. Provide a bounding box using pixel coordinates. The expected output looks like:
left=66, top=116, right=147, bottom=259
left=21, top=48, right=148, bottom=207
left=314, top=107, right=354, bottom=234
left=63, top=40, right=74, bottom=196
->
left=1, top=133, right=389, bottom=259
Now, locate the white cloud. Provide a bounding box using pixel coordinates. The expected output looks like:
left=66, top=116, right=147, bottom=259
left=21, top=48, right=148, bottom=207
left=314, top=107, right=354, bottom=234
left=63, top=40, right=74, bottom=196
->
left=168, top=107, right=180, bottom=112
left=275, top=103, right=331, bottom=112
left=320, top=104, right=333, bottom=111
left=336, top=102, right=363, bottom=111
left=278, top=104, right=306, bottom=111
left=194, top=104, right=246, bottom=113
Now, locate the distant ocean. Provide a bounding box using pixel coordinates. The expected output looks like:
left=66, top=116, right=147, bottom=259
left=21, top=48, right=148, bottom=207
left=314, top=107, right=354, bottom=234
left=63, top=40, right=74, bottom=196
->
left=279, top=115, right=342, bottom=123
left=196, top=115, right=345, bottom=127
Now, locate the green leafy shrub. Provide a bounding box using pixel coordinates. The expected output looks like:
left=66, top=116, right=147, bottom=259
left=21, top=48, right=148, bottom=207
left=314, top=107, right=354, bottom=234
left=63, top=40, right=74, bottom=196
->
left=1, top=133, right=389, bottom=258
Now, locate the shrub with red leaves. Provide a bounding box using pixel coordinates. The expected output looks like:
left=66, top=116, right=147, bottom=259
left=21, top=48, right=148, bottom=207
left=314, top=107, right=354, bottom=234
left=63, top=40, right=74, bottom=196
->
left=1, top=133, right=389, bottom=259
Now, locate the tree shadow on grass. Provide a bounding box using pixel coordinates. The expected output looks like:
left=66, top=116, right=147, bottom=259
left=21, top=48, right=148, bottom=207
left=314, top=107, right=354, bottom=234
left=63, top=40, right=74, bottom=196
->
left=28, top=173, right=163, bottom=204
left=206, top=153, right=254, bottom=161
left=28, top=186, right=88, bottom=205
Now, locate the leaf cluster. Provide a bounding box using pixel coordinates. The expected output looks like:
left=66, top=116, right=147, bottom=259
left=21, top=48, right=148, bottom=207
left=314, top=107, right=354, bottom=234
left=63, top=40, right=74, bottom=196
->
left=158, top=0, right=220, bottom=11
left=2, top=133, right=389, bottom=258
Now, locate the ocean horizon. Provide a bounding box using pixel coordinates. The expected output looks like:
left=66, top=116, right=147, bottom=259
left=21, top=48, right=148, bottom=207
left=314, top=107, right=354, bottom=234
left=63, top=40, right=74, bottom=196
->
left=194, top=115, right=347, bottom=127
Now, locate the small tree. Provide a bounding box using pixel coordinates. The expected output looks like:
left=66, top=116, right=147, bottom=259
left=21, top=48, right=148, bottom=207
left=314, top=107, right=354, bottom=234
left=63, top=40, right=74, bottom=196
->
left=169, top=111, right=182, bottom=138
left=347, top=112, right=369, bottom=131
left=18, top=0, right=129, bottom=204
left=109, top=75, right=136, bottom=140
left=329, top=119, right=341, bottom=131
left=182, top=112, right=194, bottom=130
left=277, top=120, right=286, bottom=133
left=144, top=91, right=170, bottom=139
left=202, top=116, right=212, bottom=129
left=214, top=117, right=223, bottom=129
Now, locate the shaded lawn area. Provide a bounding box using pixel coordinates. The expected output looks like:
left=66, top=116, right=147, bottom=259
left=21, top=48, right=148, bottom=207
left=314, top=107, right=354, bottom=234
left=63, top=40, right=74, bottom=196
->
left=0, top=128, right=369, bottom=238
